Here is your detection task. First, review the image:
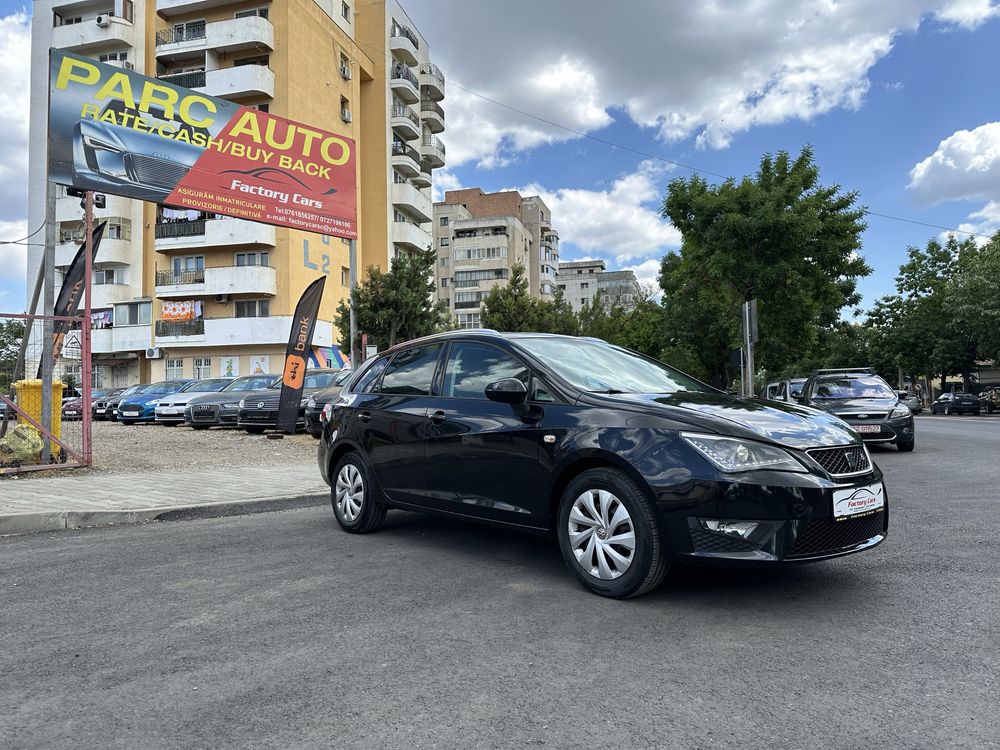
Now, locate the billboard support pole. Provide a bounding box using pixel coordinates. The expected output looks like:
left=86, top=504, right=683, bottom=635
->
left=348, top=239, right=357, bottom=370
left=82, top=191, right=93, bottom=466
left=40, top=180, right=56, bottom=463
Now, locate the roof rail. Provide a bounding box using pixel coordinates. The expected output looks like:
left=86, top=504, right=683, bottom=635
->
left=810, top=367, right=876, bottom=375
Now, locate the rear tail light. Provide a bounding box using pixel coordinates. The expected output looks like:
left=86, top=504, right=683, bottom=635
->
left=321, top=402, right=334, bottom=423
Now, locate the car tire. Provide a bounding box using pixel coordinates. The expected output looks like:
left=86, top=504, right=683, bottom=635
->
left=973, top=408, right=981, bottom=416
left=244, top=426, right=266, bottom=434
left=897, top=438, right=915, bottom=452
left=331, top=452, right=387, bottom=533
left=120, top=420, right=134, bottom=426
left=944, top=405, right=951, bottom=415
left=556, top=468, right=669, bottom=599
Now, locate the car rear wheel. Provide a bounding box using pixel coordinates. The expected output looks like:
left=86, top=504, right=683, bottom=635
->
left=557, top=468, right=669, bottom=599
left=332, top=452, right=386, bottom=533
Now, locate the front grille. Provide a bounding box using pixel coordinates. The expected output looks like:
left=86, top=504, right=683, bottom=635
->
left=807, top=445, right=870, bottom=476
left=836, top=412, right=887, bottom=421
left=690, top=529, right=763, bottom=554
left=787, top=511, right=885, bottom=559
left=127, top=154, right=190, bottom=188
left=190, top=405, right=218, bottom=423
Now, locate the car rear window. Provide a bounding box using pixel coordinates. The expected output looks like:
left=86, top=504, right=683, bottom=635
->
left=380, top=345, right=443, bottom=396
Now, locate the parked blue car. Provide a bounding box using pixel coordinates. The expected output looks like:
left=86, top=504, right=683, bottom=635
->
left=117, top=380, right=194, bottom=424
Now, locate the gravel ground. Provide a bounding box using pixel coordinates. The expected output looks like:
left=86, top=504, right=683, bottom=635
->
left=8, top=420, right=318, bottom=478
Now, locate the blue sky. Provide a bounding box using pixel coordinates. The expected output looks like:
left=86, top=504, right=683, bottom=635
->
left=2, top=0, right=1000, bottom=314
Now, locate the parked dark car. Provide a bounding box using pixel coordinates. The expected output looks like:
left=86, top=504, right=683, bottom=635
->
left=977, top=387, right=998, bottom=414
left=799, top=369, right=914, bottom=451
left=318, top=332, right=888, bottom=599
left=930, top=392, right=980, bottom=415
left=895, top=390, right=923, bottom=415
left=117, top=380, right=194, bottom=424
left=61, top=389, right=108, bottom=421
left=105, top=384, right=149, bottom=421
left=93, top=387, right=126, bottom=421
left=765, top=378, right=807, bottom=403
left=184, top=374, right=281, bottom=429
left=304, top=369, right=353, bottom=437
left=154, top=378, right=233, bottom=425
left=237, top=369, right=342, bottom=433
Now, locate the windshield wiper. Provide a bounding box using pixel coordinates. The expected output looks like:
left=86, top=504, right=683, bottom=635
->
left=589, top=388, right=628, bottom=394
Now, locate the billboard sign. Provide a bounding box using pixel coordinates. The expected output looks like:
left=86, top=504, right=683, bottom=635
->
left=48, top=49, right=357, bottom=239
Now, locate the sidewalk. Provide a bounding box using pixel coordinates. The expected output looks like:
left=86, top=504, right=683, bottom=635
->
left=0, top=463, right=328, bottom=535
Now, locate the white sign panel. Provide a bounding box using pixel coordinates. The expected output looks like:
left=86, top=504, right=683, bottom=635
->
left=832, top=482, right=885, bottom=520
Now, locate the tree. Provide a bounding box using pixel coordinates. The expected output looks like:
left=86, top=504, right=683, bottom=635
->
left=480, top=264, right=538, bottom=331
left=948, top=232, right=1000, bottom=363
left=0, top=318, right=25, bottom=392
left=661, top=146, right=870, bottom=383
left=335, top=247, right=448, bottom=355
left=534, top=287, right=580, bottom=336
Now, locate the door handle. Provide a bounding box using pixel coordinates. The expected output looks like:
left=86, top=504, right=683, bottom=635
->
left=429, top=410, right=446, bottom=423
left=357, top=410, right=371, bottom=422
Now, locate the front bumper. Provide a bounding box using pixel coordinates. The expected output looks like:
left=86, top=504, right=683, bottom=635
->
left=185, top=404, right=239, bottom=426
left=842, top=415, right=913, bottom=443
left=237, top=408, right=305, bottom=430
left=154, top=406, right=186, bottom=423
left=118, top=404, right=156, bottom=421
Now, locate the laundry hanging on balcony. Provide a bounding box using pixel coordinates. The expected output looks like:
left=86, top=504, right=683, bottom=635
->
left=91, top=310, right=113, bottom=329
left=161, top=300, right=202, bottom=321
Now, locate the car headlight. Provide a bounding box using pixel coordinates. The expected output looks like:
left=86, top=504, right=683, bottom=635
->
left=300, top=397, right=310, bottom=407
left=307, top=398, right=317, bottom=408
left=83, top=133, right=123, bottom=153
left=144, top=399, right=160, bottom=406
left=239, top=399, right=246, bottom=408
left=890, top=404, right=911, bottom=419
left=681, top=433, right=806, bottom=473
left=223, top=402, right=240, bottom=409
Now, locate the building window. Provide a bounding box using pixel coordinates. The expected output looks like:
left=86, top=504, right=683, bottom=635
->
left=457, top=313, right=481, bottom=330
left=95, top=268, right=125, bottom=285
left=99, top=51, right=128, bottom=62
left=581, top=283, right=589, bottom=289
left=235, top=300, right=270, bottom=318
left=194, top=357, right=211, bottom=379
left=250, top=102, right=270, bottom=113
left=234, top=55, right=269, bottom=67
left=453, top=247, right=508, bottom=261
left=342, top=1, right=351, bottom=20
left=165, top=358, right=184, bottom=379
left=440, top=255, right=448, bottom=267
left=235, top=8, right=268, bottom=19
left=115, top=301, right=150, bottom=326
left=440, top=278, right=449, bottom=288
left=235, top=251, right=268, bottom=266
left=440, top=216, right=449, bottom=226
left=440, top=238, right=449, bottom=247
left=581, top=299, right=587, bottom=306
left=341, top=266, right=350, bottom=286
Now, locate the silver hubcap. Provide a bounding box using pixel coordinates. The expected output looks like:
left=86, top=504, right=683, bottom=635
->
left=335, top=464, right=364, bottom=522
left=568, top=489, right=636, bottom=580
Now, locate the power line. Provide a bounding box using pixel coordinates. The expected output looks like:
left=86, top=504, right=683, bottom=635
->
left=0, top=220, right=46, bottom=245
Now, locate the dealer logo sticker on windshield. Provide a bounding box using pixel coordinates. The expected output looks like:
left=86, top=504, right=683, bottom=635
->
left=833, top=482, right=885, bottom=520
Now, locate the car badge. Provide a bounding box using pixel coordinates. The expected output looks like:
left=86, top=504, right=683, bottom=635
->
left=257, top=402, right=265, bottom=409
left=543, top=435, right=556, bottom=443
left=845, top=453, right=857, bottom=469
left=857, top=413, right=868, bottom=419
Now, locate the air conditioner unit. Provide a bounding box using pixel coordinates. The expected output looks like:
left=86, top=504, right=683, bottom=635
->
left=340, top=64, right=352, bottom=80
left=340, top=108, right=353, bottom=123
left=123, top=61, right=134, bottom=70
left=214, top=294, right=229, bottom=303
left=145, top=347, right=164, bottom=359
left=96, top=14, right=111, bottom=27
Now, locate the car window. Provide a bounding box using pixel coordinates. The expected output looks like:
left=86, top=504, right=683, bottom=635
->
left=380, top=344, right=443, bottom=395
left=811, top=376, right=894, bottom=399
left=303, top=372, right=337, bottom=389
left=351, top=357, right=389, bottom=394
left=531, top=375, right=556, bottom=403
left=443, top=343, right=529, bottom=399
left=184, top=379, right=230, bottom=392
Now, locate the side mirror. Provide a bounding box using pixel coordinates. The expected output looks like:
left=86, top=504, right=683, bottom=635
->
left=484, top=378, right=527, bottom=405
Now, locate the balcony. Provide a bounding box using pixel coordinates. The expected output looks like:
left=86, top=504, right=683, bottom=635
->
left=56, top=237, right=133, bottom=267
left=154, top=217, right=276, bottom=252
left=411, top=164, right=432, bottom=188
left=154, top=316, right=334, bottom=347
left=159, top=70, right=206, bottom=89
left=155, top=0, right=247, bottom=16
left=52, top=15, right=135, bottom=53
left=420, top=99, right=444, bottom=134
left=390, top=104, right=421, bottom=141
left=56, top=193, right=133, bottom=222
left=154, top=264, right=277, bottom=299
left=90, top=323, right=149, bottom=354
left=419, top=63, right=445, bottom=102
left=389, top=21, right=419, bottom=66
left=392, top=220, right=431, bottom=253
left=202, top=65, right=274, bottom=100
left=391, top=142, right=420, bottom=177
left=392, top=182, right=432, bottom=223
left=155, top=15, right=274, bottom=60
left=389, top=63, right=419, bottom=104
left=421, top=134, right=446, bottom=169
left=92, top=282, right=133, bottom=309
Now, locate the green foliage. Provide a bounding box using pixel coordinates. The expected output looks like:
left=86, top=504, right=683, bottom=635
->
left=480, top=264, right=539, bottom=332
left=335, top=247, right=448, bottom=354
left=660, top=146, right=870, bottom=384
left=948, top=232, right=1000, bottom=362
left=0, top=319, right=26, bottom=392
left=534, top=287, right=580, bottom=336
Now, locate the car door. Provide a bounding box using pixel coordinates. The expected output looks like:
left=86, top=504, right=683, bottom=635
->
left=356, top=343, right=443, bottom=504
left=422, top=341, right=543, bottom=525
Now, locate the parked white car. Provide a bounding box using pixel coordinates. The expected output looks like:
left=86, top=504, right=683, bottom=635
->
left=154, top=378, right=233, bottom=425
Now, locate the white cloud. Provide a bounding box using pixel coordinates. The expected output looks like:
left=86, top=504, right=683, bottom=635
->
left=431, top=170, right=462, bottom=203
left=404, top=0, right=995, bottom=165
left=0, top=12, right=30, bottom=224
left=936, top=0, right=1000, bottom=28
left=0, top=219, right=28, bottom=282
left=620, top=258, right=662, bottom=290
left=515, top=161, right=681, bottom=264
left=908, top=122, right=1000, bottom=205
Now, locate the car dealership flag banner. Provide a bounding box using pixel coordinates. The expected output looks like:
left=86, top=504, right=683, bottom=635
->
left=277, top=277, right=327, bottom=433
left=47, top=49, right=357, bottom=239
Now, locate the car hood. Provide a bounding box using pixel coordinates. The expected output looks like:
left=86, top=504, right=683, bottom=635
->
left=806, top=397, right=898, bottom=414
left=605, top=391, right=858, bottom=449
left=158, top=391, right=221, bottom=406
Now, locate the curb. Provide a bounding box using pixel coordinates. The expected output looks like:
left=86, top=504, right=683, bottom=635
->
left=0, top=492, right=329, bottom=537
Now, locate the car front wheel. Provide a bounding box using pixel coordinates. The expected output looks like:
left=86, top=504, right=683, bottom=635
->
left=557, top=468, right=669, bottom=599
left=944, top=405, right=951, bottom=415
left=332, top=452, right=386, bottom=533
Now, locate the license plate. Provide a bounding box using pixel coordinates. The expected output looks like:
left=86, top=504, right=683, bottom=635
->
left=854, top=424, right=880, bottom=433
left=833, top=482, right=885, bottom=520
left=161, top=408, right=178, bottom=415
left=65, top=410, right=77, bottom=415
left=122, top=411, right=139, bottom=417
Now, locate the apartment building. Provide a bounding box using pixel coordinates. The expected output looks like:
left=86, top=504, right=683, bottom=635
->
left=433, top=189, right=557, bottom=328
left=558, top=259, right=642, bottom=313
left=27, top=0, right=443, bottom=386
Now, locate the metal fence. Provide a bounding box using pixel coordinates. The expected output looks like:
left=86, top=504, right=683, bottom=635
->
left=0, top=312, right=91, bottom=474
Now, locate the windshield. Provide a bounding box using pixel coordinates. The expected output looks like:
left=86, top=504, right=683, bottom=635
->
left=267, top=372, right=338, bottom=390
left=811, top=376, right=895, bottom=399
left=182, top=379, right=231, bottom=393
left=223, top=376, right=278, bottom=392
left=148, top=381, right=190, bottom=395
left=514, top=337, right=712, bottom=394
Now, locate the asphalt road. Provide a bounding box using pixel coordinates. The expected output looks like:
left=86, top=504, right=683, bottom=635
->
left=2, top=415, right=998, bottom=749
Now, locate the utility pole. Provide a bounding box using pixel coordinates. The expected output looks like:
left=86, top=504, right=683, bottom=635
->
left=348, top=239, right=357, bottom=370
left=742, top=299, right=758, bottom=398
left=40, top=181, right=56, bottom=463
left=82, top=191, right=94, bottom=466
